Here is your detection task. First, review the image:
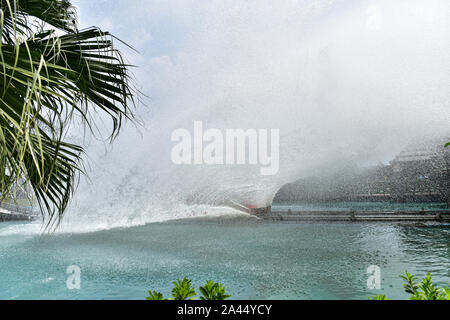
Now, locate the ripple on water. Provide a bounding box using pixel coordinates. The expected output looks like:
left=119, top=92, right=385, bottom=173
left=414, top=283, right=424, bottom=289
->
left=0, top=219, right=448, bottom=299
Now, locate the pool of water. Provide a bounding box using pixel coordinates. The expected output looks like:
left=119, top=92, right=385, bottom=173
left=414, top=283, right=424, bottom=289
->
left=0, top=217, right=448, bottom=300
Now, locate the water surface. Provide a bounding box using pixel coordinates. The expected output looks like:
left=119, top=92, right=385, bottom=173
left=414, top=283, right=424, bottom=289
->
left=0, top=217, right=448, bottom=300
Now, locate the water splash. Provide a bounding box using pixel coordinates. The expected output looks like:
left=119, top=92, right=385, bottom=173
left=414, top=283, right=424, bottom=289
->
left=58, top=0, right=450, bottom=231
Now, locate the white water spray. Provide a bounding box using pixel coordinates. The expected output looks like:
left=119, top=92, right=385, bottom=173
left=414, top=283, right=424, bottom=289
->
left=48, top=0, right=450, bottom=232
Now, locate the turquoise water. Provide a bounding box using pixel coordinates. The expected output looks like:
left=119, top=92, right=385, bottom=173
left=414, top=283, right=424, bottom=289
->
left=0, top=217, right=448, bottom=300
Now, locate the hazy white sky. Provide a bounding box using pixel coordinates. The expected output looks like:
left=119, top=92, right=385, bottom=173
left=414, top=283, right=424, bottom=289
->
left=73, top=0, right=449, bottom=122
left=72, top=0, right=450, bottom=173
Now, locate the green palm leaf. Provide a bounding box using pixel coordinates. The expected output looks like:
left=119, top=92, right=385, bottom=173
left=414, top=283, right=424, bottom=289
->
left=0, top=0, right=137, bottom=230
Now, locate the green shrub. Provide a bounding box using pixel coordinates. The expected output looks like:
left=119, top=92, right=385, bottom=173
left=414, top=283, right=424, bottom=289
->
left=400, top=272, right=448, bottom=300
left=146, top=290, right=164, bottom=300
left=199, top=280, right=232, bottom=300
left=171, top=278, right=197, bottom=300
left=368, top=294, right=389, bottom=300
left=146, top=278, right=232, bottom=300
left=369, top=272, right=449, bottom=300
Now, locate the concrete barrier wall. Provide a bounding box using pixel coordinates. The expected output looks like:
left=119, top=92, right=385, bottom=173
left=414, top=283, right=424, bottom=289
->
left=262, top=210, right=450, bottom=222
left=0, top=203, right=38, bottom=222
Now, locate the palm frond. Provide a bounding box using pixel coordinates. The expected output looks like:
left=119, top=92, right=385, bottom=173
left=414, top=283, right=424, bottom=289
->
left=0, top=0, right=137, bottom=230
left=1, top=0, right=77, bottom=43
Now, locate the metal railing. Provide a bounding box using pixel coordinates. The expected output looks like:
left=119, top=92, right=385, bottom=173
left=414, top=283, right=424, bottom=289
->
left=0, top=202, right=39, bottom=216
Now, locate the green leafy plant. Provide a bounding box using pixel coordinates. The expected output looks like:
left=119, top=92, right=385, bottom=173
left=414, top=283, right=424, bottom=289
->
left=146, top=278, right=232, bottom=300
left=400, top=272, right=448, bottom=300
left=146, top=290, right=164, bottom=300
left=0, top=0, right=137, bottom=230
left=368, top=294, right=389, bottom=300
left=443, top=287, right=450, bottom=300
left=199, top=280, right=232, bottom=300
left=368, top=272, right=449, bottom=300
left=171, top=278, right=197, bottom=300
left=400, top=272, right=420, bottom=296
